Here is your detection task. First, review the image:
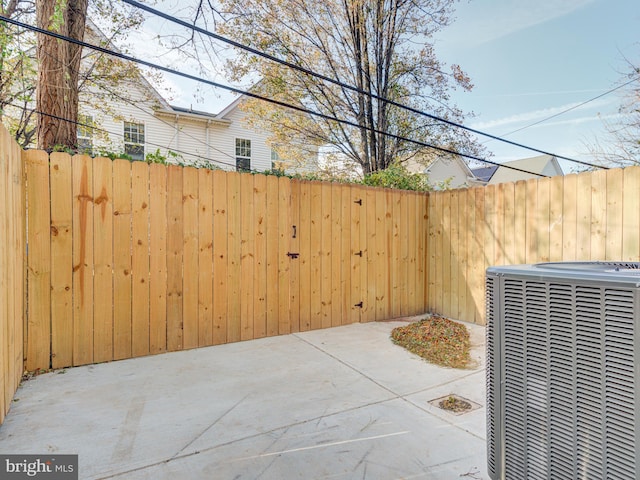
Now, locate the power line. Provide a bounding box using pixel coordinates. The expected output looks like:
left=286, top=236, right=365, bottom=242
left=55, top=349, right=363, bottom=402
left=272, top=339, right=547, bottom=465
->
left=497, top=75, right=640, bottom=138
left=8, top=101, right=241, bottom=170
left=2, top=15, right=548, bottom=178
left=122, top=0, right=606, bottom=171
left=36, top=39, right=239, bottom=164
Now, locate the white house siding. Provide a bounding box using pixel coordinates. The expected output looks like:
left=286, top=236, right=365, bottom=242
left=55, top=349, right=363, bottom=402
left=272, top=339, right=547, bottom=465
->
left=81, top=87, right=283, bottom=172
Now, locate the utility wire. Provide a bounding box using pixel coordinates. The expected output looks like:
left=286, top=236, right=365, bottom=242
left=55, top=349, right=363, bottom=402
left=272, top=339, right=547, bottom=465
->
left=35, top=37, right=239, bottom=163
left=122, top=0, right=605, bottom=171
left=9, top=101, right=241, bottom=170
left=2, top=16, right=548, bottom=178
left=497, top=75, right=640, bottom=138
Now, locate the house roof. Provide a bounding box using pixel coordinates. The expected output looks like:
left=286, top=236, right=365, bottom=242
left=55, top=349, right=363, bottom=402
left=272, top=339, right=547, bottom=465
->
left=85, top=20, right=244, bottom=125
left=154, top=105, right=232, bottom=125
left=470, top=165, right=498, bottom=182
left=488, top=154, right=563, bottom=185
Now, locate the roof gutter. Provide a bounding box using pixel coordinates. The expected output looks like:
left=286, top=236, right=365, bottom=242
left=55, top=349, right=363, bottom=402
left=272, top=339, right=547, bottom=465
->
left=155, top=108, right=231, bottom=126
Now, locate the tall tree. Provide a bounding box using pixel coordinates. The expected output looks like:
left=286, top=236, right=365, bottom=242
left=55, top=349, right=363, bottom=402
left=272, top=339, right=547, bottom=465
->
left=0, top=0, right=37, bottom=146
left=215, top=0, right=483, bottom=173
left=36, top=0, right=88, bottom=150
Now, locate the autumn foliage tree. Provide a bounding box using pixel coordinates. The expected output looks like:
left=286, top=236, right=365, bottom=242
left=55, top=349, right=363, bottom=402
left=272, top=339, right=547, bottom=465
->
left=215, top=0, right=483, bottom=173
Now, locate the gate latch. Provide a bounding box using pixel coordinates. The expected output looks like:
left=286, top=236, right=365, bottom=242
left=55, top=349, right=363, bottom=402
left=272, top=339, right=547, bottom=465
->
left=287, top=252, right=299, bottom=259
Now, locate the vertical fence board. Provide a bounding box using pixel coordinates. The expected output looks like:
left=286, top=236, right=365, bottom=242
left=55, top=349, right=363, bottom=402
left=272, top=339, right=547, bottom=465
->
left=464, top=189, right=477, bottom=321
left=166, top=166, right=184, bottom=351
left=576, top=171, right=592, bottom=261
left=226, top=172, right=241, bottom=342
left=212, top=171, right=228, bottom=344
left=562, top=174, right=578, bottom=261
left=514, top=181, right=527, bottom=264
left=26, top=151, right=51, bottom=371
left=434, top=192, right=445, bottom=316
left=449, top=190, right=460, bottom=318
left=375, top=189, right=388, bottom=320
left=49, top=154, right=73, bottom=368
left=131, top=162, right=150, bottom=357
left=309, top=183, right=322, bottom=330
left=149, top=164, right=167, bottom=353
left=277, top=177, right=291, bottom=335
left=494, top=184, right=505, bottom=266
left=622, top=167, right=640, bottom=261
left=92, top=157, right=114, bottom=363
left=112, top=160, right=132, bottom=360
left=406, top=193, right=417, bottom=315
left=606, top=168, right=623, bottom=261
left=537, top=178, right=550, bottom=263
left=340, top=185, right=352, bottom=324
left=298, top=182, right=311, bottom=331
left=252, top=174, right=267, bottom=339
left=240, top=173, right=255, bottom=340
left=427, top=190, right=437, bottom=312
left=457, top=190, right=469, bottom=321
left=525, top=179, right=538, bottom=264
left=471, top=188, right=485, bottom=322
left=483, top=185, right=496, bottom=274
left=590, top=170, right=607, bottom=260
left=350, top=186, right=363, bottom=323
left=72, top=155, right=94, bottom=366
left=320, top=183, right=333, bottom=328
left=417, top=193, right=427, bottom=313
left=198, top=169, right=214, bottom=347
left=364, top=188, right=376, bottom=322
left=266, top=175, right=279, bottom=336
left=288, top=180, right=300, bottom=333
left=502, top=183, right=515, bottom=265
left=390, top=192, right=401, bottom=318
left=398, top=192, right=409, bottom=316
left=440, top=191, right=451, bottom=319
left=331, top=184, right=342, bottom=327
left=182, top=167, right=199, bottom=349
left=548, top=176, right=563, bottom=262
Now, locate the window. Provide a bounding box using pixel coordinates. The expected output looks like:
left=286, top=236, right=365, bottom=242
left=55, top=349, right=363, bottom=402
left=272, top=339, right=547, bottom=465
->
left=235, top=138, right=251, bottom=172
left=124, top=122, right=145, bottom=161
left=271, top=148, right=285, bottom=172
left=77, top=114, right=93, bottom=155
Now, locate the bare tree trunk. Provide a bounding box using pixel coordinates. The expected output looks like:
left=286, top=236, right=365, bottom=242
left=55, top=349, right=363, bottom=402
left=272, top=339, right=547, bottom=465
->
left=36, top=0, right=88, bottom=150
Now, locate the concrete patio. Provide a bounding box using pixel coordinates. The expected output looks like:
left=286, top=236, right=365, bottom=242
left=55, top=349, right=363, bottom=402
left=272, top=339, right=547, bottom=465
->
left=0, top=319, right=488, bottom=479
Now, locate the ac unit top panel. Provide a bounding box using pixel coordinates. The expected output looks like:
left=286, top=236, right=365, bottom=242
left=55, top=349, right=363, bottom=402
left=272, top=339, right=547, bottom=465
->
left=487, top=262, right=640, bottom=287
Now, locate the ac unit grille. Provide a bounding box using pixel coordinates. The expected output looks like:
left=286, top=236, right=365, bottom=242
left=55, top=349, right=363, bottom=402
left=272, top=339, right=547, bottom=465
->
left=486, top=264, right=638, bottom=480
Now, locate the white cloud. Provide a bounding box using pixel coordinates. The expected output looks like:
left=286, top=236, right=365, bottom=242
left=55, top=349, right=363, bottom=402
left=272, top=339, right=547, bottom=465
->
left=444, top=0, right=597, bottom=46
left=470, top=98, right=614, bottom=130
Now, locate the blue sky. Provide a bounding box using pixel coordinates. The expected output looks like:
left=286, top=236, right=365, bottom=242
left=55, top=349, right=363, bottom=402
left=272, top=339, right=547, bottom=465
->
left=434, top=0, right=639, bottom=169
left=141, top=0, right=639, bottom=171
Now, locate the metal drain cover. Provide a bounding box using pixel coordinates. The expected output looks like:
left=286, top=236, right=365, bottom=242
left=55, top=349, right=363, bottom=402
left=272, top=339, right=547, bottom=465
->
left=429, top=394, right=481, bottom=415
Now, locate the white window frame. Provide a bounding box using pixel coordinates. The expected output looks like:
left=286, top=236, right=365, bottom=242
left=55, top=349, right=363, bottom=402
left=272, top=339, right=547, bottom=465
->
left=77, top=114, right=93, bottom=155
left=124, top=121, right=145, bottom=161
left=235, top=138, right=251, bottom=172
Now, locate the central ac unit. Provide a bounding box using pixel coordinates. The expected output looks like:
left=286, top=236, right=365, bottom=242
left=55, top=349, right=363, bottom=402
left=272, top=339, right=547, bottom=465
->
left=486, top=262, right=639, bottom=480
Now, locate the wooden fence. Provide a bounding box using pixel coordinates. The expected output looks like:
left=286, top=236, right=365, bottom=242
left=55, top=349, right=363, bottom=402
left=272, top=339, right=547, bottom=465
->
left=24, top=151, right=429, bottom=371
left=428, top=167, right=640, bottom=324
left=0, top=126, right=25, bottom=424
left=11, top=138, right=640, bottom=380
